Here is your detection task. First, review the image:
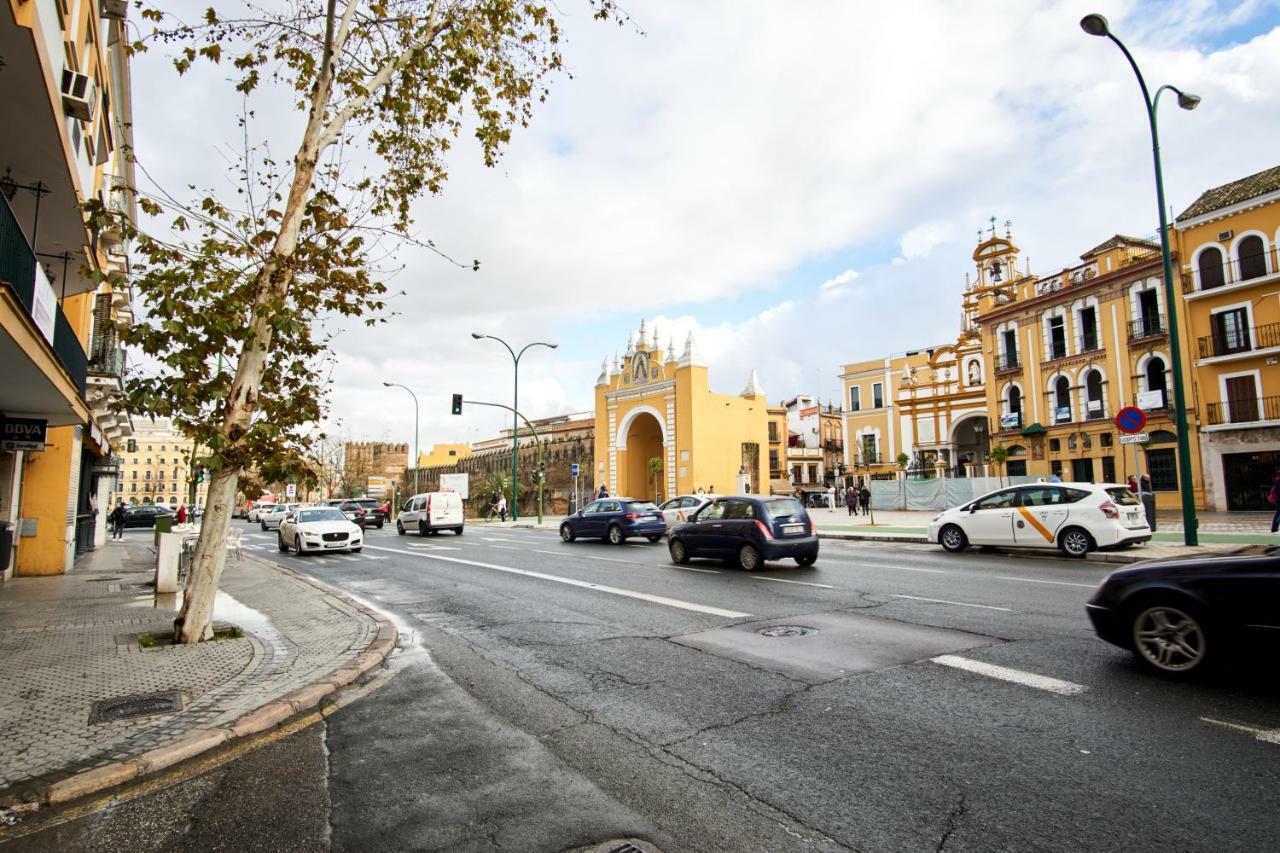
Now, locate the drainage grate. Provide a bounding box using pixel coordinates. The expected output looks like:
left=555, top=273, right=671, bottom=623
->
left=757, top=625, right=816, bottom=638
left=606, top=845, right=645, bottom=853
left=89, top=690, right=185, bottom=724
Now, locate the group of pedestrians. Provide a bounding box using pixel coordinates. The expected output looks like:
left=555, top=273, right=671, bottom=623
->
left=487, top=492, right=508, bottom=522
left=843, top=483, right=871, bottom=516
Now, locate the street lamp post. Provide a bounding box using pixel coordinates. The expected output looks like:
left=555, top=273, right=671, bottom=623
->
left=382, top=382, right=420, bottom=496
left=1081, top=12, right=1201, bottom=546
left=471, top=334, right=558, bottom=521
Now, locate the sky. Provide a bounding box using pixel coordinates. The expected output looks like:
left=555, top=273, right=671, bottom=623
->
left=130, top=0, right=1280, bottom=456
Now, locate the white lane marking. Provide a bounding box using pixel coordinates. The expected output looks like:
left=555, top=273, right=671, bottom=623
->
left=854, top=562, right=953, bottom=575
left=531, top=548, right=641, bottom=566
left=364, top=545, right=750, bottom=618
left=750, top=576, right=835, bottom=589
left=1201, top=717, right=1280, bottom=745
left=890, top=594, right=1014, bottom=612
left=489, top=545, right=520, bottom=550
left=993, top=576, right=1096, bottom=589
left=670, top=565, right=720, bottom=574
left=407, top=543, right=461, bottom=551
left=931, top=655, right=1087, bottom=696
left=482, top=537, right=514, bottom=542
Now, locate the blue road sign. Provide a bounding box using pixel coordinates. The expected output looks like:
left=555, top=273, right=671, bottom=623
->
left=571, top=463, right=580, bottom=477
left=1115, top=406, right=1147, bottom=434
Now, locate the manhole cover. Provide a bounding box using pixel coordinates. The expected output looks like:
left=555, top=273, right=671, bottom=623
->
left=757, top=625, right=815, bottom=638
left=89, top=690, right=184, bottom=724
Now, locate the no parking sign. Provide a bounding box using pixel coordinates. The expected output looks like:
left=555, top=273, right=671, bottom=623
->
left=1115, top=406, right=1147, bottom=434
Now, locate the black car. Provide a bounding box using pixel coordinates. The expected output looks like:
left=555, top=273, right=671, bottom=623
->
left=560, top=498, right=666, bottom=544
left=122, top=505, right=175, bottom=528
left=1086, top=546, right=1280, bottom=677
left=668, top=495, right=818, bottom=571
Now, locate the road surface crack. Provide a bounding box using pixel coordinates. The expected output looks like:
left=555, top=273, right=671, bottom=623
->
left=937, top=792, right=966, bottom=852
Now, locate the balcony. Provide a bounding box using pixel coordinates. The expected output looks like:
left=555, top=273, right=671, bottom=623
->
left=1127, top=316, right=1165, bottom=342
left=994, top=353, right=1021, bottom=376
left=1197, top=321, right=1280, bottom=360
left=1183, top=244, right=1280, bottom=295
left=822, top=440, right=844, bottom=452
left=1207, top=395, right=1280, bottom=427
left=89, top=346, right=126, bottom=377
left=0, top=194, right=88, bottom=396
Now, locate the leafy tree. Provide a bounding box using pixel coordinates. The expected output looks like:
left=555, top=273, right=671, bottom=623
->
left=110, top=0, right=619, bottom=643
left=989, top=445, right=1009, bottom=486
left=895, top=452, right=910, bottom=471
left=647, top=456, right=662, bottom=501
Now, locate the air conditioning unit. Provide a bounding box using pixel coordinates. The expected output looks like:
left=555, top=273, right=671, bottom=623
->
left=1218, top=229, right=1234, bottom=241
left=60, top=68, right=96, bottom=122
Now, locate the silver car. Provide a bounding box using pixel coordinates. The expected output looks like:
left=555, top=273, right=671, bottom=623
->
left=259, top=503, right=300, bottom=530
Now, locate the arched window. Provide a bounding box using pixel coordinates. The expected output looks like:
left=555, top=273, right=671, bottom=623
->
left=1085, top=369, right=1105, bottom=419
left=1145, top=357, right=1167, bottom=396
left=1197, top=247, right=1225, bottom=290
left=1053, top=376, right=1072, bottom=423
left=1238, top=235, right=1268, bottom=281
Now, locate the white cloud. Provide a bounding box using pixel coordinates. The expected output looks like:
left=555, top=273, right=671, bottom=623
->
left=127, top=1, right=1280, bottom=445
left=819, top=269, right=859, bottom=297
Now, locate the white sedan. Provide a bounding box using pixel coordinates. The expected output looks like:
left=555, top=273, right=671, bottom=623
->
left=927, top=482, right=1151, bottom=558
left=246, top=502, right=277, bottom=523
left=658, top=494, right=722, bottom=531
left=278, top=506, right=363, bottom=555
left=259, top=503, right=300, bottom=530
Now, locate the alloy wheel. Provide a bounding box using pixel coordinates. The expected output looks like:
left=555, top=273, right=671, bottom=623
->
left=940, top=525, right=966, bottom=552
left=1061, top=528, right=1092, bottom=558
left=608, top=525, right=624, bottom=545
left=739, top=544, right=760, bottom=571
left=1133, top=605, right=1205, bottom=673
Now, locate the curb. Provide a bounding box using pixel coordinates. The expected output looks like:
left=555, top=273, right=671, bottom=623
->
left=8, top=555, right=398, bottom=811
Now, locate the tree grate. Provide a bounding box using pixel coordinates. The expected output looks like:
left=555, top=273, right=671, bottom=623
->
left=89, top=690, right=185, bottom=724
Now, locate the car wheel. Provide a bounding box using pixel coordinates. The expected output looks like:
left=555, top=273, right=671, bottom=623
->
left=646, top=534, right=662, bottom=543
left=669, top=538, right=689, bottom=564
left=377, top=521, right=384, bottom=529
left=397, top=521, right=405, bottom=535
left=1058, top=526, right=1094, bottom=559
left=738, top=543, right=762, bottom=572
left=560, top=523, right=576, bottom=543
left=795, top=554, right=816, bottom=567
left=294, top=536, right=306, bottom=556
left=454, top=527, right=463, bottom=536
left=1130, top=599, right=1211, bottom=676
left=939, top=524, right=968, bottom=553
left=278, top=535, right=288, bottom=553
left=419, top=521, right=428, bottom=537
left=608, top=525, right=625, bottom=545
left=260, top=521, right=267, bottom=531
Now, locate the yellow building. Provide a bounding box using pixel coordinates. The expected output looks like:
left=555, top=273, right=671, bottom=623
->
left=1173, top=164, right=1280, bottom=511
left=117, top=419, right=209, bottom=510
left=2, top=0, right=135, bottom=576
left=417, top=443, right=473, bottom=469
left=593, top=321, right=768, bottom=501
left=968, top=228, right=1202, bottom=507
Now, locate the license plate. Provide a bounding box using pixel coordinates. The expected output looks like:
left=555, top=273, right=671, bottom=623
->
left=782, top=523, right=805, bottom=534
left=325, top=542, right=346, bottom=548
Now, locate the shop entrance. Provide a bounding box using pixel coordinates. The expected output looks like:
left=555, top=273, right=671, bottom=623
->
left=1222, top=450, right=1278, bottom=511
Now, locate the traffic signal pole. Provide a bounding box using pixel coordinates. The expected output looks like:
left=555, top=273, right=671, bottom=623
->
left=454, top=397, right=547, bottom=524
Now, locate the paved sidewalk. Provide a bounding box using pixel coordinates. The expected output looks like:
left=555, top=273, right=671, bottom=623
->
left=0, top=538, right=394, bottom=809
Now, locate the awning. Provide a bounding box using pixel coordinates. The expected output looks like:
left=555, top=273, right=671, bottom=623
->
left=1020, top=422, right=1046, bottom=436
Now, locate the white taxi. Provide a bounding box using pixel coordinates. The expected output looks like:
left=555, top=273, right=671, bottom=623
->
left=277, top=506, right=363, bottom=555
left=657, top=494, right=721, bottom=531
left=927, top=482, right=1151, bottom=558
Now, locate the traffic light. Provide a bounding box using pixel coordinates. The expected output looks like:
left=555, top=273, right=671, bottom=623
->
left=451, top=393, right=463, bottom=415
left=194, top=465, right=205, bottom=484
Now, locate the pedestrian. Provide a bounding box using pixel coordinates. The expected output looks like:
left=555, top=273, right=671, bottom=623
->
left=1127, top=475, right=1139, bottom=493
left=859, top=485, right=871, bottom=515
left=1139, top=474, right=1152, bottom=494
left=596, top=484, right=609, bottom=500
left=109, top=500, right=126, bottom=539
left=844, top=485, right=857, bottom=516
left=1048, top=472, right=1062, bottom=483
left=176, top=504, right=187, bottom=525
left=497, top=495, right=507, bottom=523
left=488, top=494, right=499, bottom=521
left=1268, top=467, right=1280, bottom=533
left=827, top=484, right=836, bottom=510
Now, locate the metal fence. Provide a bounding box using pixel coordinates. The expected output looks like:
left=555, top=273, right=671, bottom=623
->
left=867, top=476, right=1038, bottom=511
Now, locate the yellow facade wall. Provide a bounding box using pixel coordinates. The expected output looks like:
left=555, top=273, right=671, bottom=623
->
left=16, top=426, right=77, bottom=576
left=418, top=443, right=473, bottom=469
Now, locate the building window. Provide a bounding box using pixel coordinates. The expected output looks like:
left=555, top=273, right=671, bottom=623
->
left=1053, top=376, right=1072, bottom=423
left=861, top=434, right=878, bottom=464
left=872, top=383, right=883, bottom=408
left=1100, top=433, right=1113, bottom=447
left=1078, top=306, right=1099, bottom=352
left=1006, top=459, right=1027, bottom=477
left=1084, top=369, right=1105, bottom=419
left=808, top=464, right=818, bottom=483
left=1048, top=316, right=1067, bottom=359
left=1237, top=235, right=1268, bottom=281
left=849, top=387, right=861, bottom=412
left=1049, top=438, right=1061, bottom=453
left=145, top=471, right=150, bottom=480
left=1197, top=246, right=1226, bottom=290
left=793, top=465, right=802, bottom=483
left=1050, top=460, right=1063, bottom=478
left=769, top=449, right=780, bottom=471
left=1210, top=307, right=1251, bottom=355
left=768, top=422, right=779, bottom=442
left=130, top=483, right=137, bottom=492
left=1101, top=456, right=1116, bottom=483
left=1146, top=448, right=1178, bottom=491
left=131, top=470, right=137, bottom=479
left=1001, top=329, right=1018, bottom=369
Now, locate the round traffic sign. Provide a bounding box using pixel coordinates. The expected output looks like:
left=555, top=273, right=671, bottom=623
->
left=1115, top=406, right=1147, bottom=434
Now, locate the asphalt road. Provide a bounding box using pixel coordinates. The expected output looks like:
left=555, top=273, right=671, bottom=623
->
left=8, top=523, right=1279, bottom=852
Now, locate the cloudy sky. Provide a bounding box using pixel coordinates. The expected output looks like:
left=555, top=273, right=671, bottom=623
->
left=132, top=0, right=1280, bottom=455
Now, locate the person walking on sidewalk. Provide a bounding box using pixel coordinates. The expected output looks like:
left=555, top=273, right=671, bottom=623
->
left=1268, top=468, right=1280, bottom=533
left=109, top=500, right=126, bottom=539
left=859, top=485, right=871, bottom=516
left=844, top=485, right=857, bottom=516
left=827, top=484, right=837, bottom=510
left=176, top=504, right=188, bottom=525
left=497, top=495, right=508, bottom=523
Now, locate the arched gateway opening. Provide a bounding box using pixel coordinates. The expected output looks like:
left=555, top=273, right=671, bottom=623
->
left=619, top=409, right=664, bottom=501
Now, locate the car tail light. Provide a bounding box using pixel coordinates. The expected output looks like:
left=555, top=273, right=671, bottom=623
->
left=754, top=520, right=774, bottom=540
left=624, top=512, right=641, bottom=519
left=1099, top=500, right=1119, bottom=519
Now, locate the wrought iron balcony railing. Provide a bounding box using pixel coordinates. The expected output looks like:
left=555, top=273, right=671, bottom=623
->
left=1127, top=316, right=1165, bottom=341
left=1197, top=321, right=1280, bottom=359
left=1207, top=395, right=1280, bottom=426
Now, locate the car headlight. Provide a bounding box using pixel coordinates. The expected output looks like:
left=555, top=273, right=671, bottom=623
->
left=932, top=514, right=944, bottom=522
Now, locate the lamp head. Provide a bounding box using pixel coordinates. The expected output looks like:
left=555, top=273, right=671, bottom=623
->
left=470, top=332, right=483, bottom=340
left=382, top=381, right=392, bottom=387
left=548, top=343, right=559, bottom=349
left=1079, top=13, right=1110, bottom=37
left=1177, top=91, right=1202, bottom=110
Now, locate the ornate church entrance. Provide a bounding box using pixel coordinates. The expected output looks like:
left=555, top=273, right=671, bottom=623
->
left=620, top=409, right=664, bottom=501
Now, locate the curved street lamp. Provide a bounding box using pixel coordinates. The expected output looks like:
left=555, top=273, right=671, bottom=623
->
left=471, top=333, right=558, bottom=521
left=382, top=381, right=420, bottom=495
left=1080, top=13, right=1201, bottom=545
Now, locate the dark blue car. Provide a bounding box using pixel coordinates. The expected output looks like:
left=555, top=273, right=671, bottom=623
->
left=560, top=498, right=666, bottom=544
left=668, top=495, right=818, bottom=571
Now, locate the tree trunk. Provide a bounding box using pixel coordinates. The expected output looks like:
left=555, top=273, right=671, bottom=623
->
left=175, top=465, right=240, bottom=643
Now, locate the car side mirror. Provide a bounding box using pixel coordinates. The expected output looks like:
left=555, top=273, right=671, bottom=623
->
left=968, top=505, right=978, bottom=514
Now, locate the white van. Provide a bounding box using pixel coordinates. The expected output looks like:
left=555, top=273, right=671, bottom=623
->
left=398, top=491, right=464, bottom=536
